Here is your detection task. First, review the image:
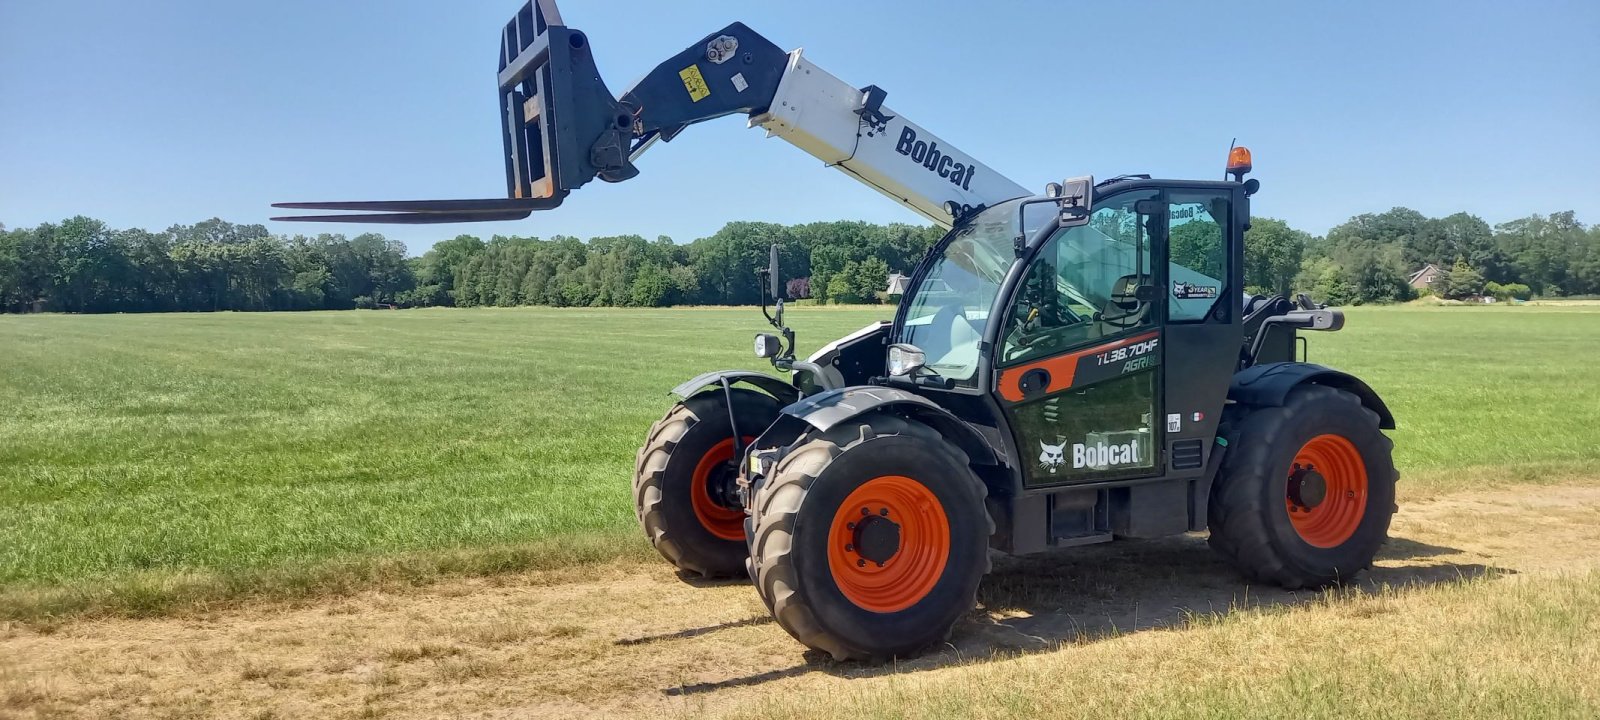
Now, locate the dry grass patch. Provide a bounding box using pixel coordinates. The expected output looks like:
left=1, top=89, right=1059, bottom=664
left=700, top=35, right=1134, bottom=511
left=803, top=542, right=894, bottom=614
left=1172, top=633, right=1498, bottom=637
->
left=2, top=484, right=1598, bottom=719
left=738, top=572, right=1600, bottom=720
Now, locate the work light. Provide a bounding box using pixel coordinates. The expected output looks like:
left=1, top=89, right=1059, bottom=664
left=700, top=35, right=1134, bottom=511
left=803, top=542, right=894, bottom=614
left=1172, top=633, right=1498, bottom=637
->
left=754, top=333, right=782, bottom=358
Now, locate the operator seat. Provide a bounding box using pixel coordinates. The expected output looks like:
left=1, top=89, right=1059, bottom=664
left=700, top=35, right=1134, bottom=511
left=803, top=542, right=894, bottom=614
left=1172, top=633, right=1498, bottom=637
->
left=1098, top=275, right=1151, bottom=330
left=917, top=304, right=980, bottom=379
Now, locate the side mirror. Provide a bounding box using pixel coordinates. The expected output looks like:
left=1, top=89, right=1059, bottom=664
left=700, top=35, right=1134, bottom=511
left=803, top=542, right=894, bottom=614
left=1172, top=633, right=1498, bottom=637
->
left=1056, top=176, right=1094, bottom=227
left=768, top=243, right=782, bottom=299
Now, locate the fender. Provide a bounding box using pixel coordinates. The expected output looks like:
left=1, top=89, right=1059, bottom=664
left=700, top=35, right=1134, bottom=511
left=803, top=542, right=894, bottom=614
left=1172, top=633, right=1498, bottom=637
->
left=1229, top=362, right=1396, bottom=430
left=779, top=386, right=999, bottom=466
left=671, top=370, right=800, bottom=404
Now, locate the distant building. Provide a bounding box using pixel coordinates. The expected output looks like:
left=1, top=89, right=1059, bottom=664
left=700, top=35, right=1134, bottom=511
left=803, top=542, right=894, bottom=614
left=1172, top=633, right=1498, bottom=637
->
left=885, top=273, right=950, bottom=295
left=1408, top=263, right=1442, bottom=290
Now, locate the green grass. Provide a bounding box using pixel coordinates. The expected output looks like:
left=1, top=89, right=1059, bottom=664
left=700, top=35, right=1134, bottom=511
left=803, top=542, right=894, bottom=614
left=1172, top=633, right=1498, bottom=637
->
left=1318, top=305, right=1600, bottom=486
left=1, top=304, right=1597, bottom=618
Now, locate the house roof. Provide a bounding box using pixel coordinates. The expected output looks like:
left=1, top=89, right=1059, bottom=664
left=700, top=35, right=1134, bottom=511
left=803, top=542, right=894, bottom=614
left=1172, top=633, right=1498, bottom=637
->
left=1408, top=263, right=1440, bottom=284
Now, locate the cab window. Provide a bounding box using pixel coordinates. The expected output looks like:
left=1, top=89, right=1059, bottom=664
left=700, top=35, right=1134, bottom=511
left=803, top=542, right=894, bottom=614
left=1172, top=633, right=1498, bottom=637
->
left=898, top=199, right=1051, bottom=386
left=999, top=190, right=1158, bottom=366
left=1167, top=191, right=1232, bottom=323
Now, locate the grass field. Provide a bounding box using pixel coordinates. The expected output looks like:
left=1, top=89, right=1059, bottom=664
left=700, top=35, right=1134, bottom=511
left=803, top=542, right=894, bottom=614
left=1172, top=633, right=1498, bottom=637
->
left=1, top=304, right=1598, bottom=621
left=3, top=304, right=1600, bottom=719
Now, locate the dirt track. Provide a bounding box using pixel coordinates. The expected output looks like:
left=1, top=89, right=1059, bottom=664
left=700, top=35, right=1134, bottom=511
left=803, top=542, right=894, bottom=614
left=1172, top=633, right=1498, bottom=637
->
left=5, top=485, right=1600, bottom=719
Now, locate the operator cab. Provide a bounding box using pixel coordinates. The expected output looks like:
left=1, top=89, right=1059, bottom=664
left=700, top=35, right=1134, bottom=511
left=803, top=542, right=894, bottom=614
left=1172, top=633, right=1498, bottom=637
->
left=887, top=176, right=1249, bottom=489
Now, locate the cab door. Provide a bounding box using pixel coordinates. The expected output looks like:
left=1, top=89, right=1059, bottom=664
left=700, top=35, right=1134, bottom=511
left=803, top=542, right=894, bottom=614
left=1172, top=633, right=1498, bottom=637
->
left=993, top=189, right=1166, bottom=487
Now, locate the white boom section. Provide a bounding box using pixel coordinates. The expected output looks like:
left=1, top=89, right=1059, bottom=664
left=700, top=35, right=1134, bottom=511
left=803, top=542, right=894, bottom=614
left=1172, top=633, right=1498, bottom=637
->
left=748, top=52, right=1029, bottom=229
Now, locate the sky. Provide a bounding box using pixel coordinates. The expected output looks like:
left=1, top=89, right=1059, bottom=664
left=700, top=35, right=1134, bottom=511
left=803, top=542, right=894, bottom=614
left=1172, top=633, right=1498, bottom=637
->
left=2, top=0, right=1597, bottom=255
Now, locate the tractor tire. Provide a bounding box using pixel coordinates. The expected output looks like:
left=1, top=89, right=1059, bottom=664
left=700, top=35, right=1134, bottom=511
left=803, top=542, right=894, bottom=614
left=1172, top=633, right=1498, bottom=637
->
left=1208, top=384, right=1398, bottom=589
left=634, top=389, right=781, bottom=578
left=746, top=414, right=992, bottom=661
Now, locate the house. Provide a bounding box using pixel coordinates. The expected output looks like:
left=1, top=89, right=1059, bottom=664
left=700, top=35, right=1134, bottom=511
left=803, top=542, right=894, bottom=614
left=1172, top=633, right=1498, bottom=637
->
left=1408, top=263, right=1442, bottom=290
left=885, top=273, right=950, bottom=296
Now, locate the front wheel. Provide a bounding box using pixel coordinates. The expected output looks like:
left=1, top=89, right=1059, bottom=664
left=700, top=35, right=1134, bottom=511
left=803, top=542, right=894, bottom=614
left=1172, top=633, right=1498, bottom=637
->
left=747, top=415, right=991, bottom=661
left=1208, top=384, right=1398, bottom=589
left=634, top=389, right=780, bottom=578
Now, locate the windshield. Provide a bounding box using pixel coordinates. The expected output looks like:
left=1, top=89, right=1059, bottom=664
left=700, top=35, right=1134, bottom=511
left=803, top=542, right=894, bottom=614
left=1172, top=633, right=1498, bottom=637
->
left=897, top=198, right=1048, bottom=385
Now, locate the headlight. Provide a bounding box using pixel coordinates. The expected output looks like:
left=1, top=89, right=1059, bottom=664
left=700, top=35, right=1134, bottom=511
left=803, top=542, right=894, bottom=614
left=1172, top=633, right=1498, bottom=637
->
left=754, top=333, right=781, bottom=358
left=887, top=343, right=926, bottom=376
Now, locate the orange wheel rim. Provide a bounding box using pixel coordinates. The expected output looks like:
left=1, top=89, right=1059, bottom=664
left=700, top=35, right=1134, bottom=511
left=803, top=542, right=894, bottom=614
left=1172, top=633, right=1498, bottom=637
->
left=1285, top=434, right=1368, bottom=548
left=826, top=475, right=950, bottom=613
left=690, top=437, right=749, bottom=541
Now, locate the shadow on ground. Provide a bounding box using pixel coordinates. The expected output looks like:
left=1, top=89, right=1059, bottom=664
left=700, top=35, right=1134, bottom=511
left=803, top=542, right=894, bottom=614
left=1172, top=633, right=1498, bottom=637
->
left=655, top=532, right=1500, bottom=696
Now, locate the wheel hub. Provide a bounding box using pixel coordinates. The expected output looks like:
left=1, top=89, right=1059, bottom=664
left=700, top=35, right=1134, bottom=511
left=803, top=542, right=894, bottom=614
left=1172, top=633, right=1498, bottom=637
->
left=689, top=437, right=755, bottom=542
left=706, top=460, right=742, bottom=509
left=1288, top=464, right=1327, bottom=509
left=850, top=511, right=901, bottom=565
left=826, top=475, right=952, bottom=613
left=1284, top=434, right=1370, bottom=548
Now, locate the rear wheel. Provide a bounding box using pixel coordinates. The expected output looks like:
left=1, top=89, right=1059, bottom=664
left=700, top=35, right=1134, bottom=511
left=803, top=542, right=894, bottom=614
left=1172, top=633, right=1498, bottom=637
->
left=747, top=415, right=991, bottom=661
left=1208, top=384, right=1398, bottom=588
left=634, top=389, right=780, bottom=578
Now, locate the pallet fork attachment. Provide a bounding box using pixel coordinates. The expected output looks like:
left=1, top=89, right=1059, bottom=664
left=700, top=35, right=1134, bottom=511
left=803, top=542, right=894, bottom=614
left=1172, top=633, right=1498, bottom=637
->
left=273, top=0, right=634, bottom=224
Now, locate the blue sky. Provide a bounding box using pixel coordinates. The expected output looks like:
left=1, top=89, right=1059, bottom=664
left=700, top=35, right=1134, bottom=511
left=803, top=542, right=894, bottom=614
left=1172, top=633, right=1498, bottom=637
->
left=2, top=1, right=1596, bottom=255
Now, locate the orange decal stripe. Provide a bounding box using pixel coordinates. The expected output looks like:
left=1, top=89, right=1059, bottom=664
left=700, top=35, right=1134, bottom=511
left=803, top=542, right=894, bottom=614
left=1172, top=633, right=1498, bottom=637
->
left=997, top=332, right=1159, bottom=403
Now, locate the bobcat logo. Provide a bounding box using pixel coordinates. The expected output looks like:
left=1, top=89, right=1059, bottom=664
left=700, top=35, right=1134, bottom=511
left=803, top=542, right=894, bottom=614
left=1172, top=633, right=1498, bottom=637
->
left=1038, top=437, right=1068, bottom=473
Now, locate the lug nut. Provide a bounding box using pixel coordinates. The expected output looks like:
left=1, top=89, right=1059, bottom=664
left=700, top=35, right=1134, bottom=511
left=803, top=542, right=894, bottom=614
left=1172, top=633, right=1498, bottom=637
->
left=845, top=544, right=854, bottom=552
left=861, top=507, right=870, bottom=516
left=876, top=561, right=885, bottom=568
left=857, top=559, right=866, bottom=567
left=879, top=508, right=889, bottom=516
left=847, top=522, right=856, bottom=530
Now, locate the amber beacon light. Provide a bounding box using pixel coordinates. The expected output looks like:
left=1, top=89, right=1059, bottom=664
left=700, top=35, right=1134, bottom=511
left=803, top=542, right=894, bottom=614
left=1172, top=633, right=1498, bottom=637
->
left=1227, top=146, right=1253, bottom=180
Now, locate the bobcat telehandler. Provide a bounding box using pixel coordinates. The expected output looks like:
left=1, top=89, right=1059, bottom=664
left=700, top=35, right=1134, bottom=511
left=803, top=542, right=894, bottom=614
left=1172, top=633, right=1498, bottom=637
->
left=277, top=0, right=1399, bottom=661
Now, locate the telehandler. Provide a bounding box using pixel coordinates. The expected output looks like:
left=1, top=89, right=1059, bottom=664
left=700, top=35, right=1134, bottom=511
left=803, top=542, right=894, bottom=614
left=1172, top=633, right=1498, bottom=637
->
left=278, top=0, right=1398, bottom=661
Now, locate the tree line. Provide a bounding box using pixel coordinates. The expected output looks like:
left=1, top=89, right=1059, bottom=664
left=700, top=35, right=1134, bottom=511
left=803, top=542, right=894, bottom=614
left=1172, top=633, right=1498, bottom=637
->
left=1, top=208, right=1596, bottom=314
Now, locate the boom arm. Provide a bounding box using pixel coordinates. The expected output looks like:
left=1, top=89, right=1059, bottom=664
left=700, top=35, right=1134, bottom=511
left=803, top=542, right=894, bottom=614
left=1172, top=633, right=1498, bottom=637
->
left=274, top=0, right=1028, bottom=228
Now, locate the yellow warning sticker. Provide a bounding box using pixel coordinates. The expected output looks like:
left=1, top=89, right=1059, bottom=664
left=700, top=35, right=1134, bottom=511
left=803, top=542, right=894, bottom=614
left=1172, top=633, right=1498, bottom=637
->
left=679, top=65, right=710, bottom=103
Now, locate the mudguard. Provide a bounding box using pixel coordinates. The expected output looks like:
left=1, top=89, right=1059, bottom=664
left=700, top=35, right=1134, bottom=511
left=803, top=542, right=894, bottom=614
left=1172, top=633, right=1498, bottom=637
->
left=779, top=386, right=999, bottom=466
left=671, top=370, right=800, bottom=404
left=1229, top=362, right=1396, bottom=430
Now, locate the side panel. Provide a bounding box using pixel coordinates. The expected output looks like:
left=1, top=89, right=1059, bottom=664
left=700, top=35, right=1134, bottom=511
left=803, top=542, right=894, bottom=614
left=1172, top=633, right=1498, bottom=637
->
left=1160, top=323, right=1239, bottom=473
left=801, top=321, right=890, bottom=392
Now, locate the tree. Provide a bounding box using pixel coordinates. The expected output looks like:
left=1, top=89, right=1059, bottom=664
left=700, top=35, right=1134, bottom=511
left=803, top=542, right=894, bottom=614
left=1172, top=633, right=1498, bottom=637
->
left=1169, top=220, right=1225, bottom=279
left=1435, top=257, right=1484, bottom=299
left=1296, top=256, right=1357, bottom=306
left=28, top=208, right=1596, bottom=314
left=1494, top=211, right=1597, bottom=296
left=416, top=234, right=486, bottom=302
left=825, top=269, right=861, bottom=304
left=630, top=262, right=674, bottom=307
left=1344, top=244, right=1413, bottom=304
left=1484, top=281, right=1530, bottom=301
left=849, top=257, right=890, bottom=303
left=1242, top=218, right=1308, bottom=297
